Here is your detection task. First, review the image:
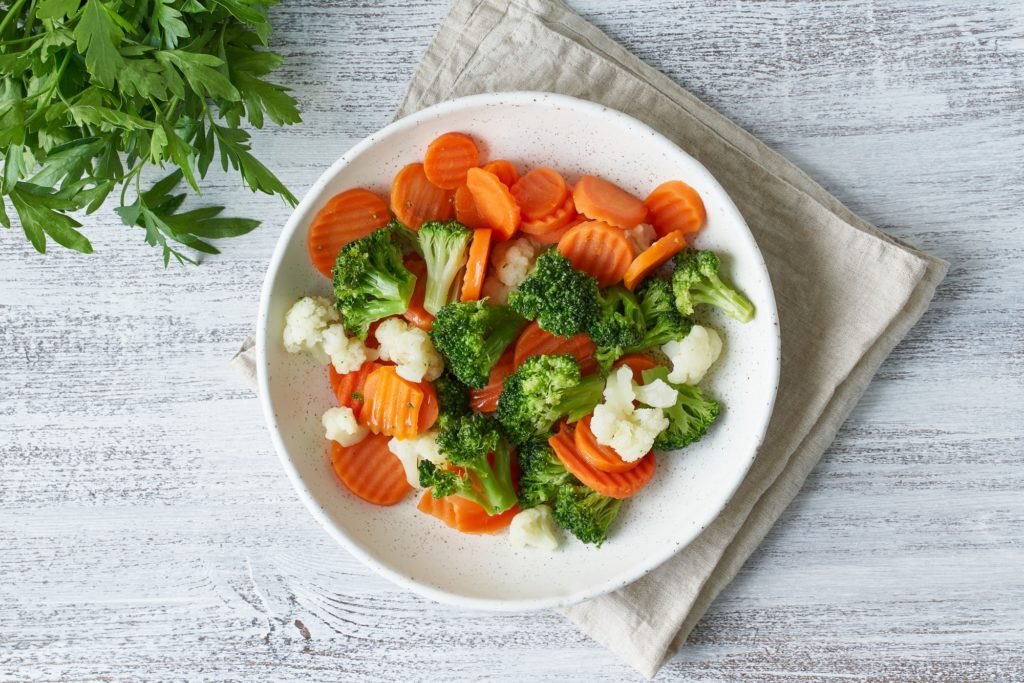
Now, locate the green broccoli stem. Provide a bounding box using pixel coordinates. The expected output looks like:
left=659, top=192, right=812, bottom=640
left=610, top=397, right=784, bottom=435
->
left=475, top=442, right=518, bottom=514
left=555, top=374, right=605, bottom=423
left=692, top=276, right=755, bottom=323
left=483, top=308, right=529, bottom=366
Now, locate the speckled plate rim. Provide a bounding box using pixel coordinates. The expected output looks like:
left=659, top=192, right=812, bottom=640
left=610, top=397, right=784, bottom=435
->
left=257, top=91, right=781, bottom=612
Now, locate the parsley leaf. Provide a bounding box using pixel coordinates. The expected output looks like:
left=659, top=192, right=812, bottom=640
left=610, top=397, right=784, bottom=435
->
left=1, top=0, right=302, bottom=263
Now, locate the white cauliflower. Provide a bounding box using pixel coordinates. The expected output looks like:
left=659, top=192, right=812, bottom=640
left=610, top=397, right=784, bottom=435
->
left=590, top=366, right=671, bottom=462
left=321, top=324, right=376, bottom=375
left=661, top=325, right=723, bottom=385
left=634, top=377, right=678, bottom=408
left=625, top=223, right=658, bottom=253
left=387, top=430, right=444, bottom=488
left=481, top=237, right=540, bottom=304
left=322, top=406, right=368, bottom=446
left=374, top=317, right=443, bottom=383
left=283, top=296, right=339, bottom=361
left=509, top=504, right=560, bottom=550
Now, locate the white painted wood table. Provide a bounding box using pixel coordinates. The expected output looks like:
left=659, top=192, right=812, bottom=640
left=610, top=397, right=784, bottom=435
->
left=2, top=2, right=1022, bottom=680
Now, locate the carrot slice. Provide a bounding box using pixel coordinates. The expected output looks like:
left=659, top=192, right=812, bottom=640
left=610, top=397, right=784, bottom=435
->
left=330, top=435, right=411, bottom=506
left=454, top=185, right=487, bottom=230
left=402, top=257, right=434, bottom=330
left=644, top=180, right=706, bottom=238
left=329, top=365, right=344, bottom=394
left=423, top=132, right=480, bottom=190
left=418, top=381, right=439, bottom=433
left=307, top=188, right=391, bottom=278
left=469, top=348, right=515, bottom=413
left=573, top=175, right=648, bottom=230
left=510, top=167, right=569, bottom=221
left=361, top=365, right=425, bottom=439
left=528, top=218, right=576, bottom=245
left=417, top=490, right=519, bottom=533
left=513, top=321, right=599, bottom=376
left=622, top=230, right=687, bottom=291
left=574, top=416, right=639, bottom=473
left=520, top=193, right=576, bottom=236
left=481, top=160, right=519, bottom=188
left=465, top=167, right=520, bottom=241
left=391, top=162, right=455, bottom=230
left=332, top=360, right=382, bottom=418
left=557, top=220, right=635, bottom=287
left=460, top=228, right=492, bottom=301
left=613, top=354, right=660, bottom=383
left=549, top=424, right=656, bottom=499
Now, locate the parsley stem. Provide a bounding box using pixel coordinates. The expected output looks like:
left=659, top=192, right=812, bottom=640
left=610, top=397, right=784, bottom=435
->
left=0, top=0, right=29, bottom=36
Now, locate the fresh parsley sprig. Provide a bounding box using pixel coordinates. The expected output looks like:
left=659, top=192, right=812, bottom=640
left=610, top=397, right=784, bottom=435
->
left=0, top=0, right=301, bottom=265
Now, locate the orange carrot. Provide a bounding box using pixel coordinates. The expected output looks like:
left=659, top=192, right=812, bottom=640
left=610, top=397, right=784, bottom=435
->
left=644, top=180, right=706, bottom=238
left=423, top=132, right=480, bottom=190
left=332, top=360, right=382, bottom=418
left=417, top=490, right=519, bottom=533
left=549, top=423, right=656, bottom=499
left=481, top=160, right=519, bottom=188
left=622, top=230, right=687, bottom=291
left=330, top=436, right=411, bottom=506
left=573, top=175, right=648, bottom=229
left=307, top=188, right=391, bottom=277
left=519, top=193, right=576, bottom=236
left=454, top=185, right=487, bottom=230
left=329, top=365, right=344, bottom=394
left=402, top=257, right=434, bottom=330
left=460, top=228, right=492, bottom=301
left=418, top=381, right=439, bottom=433
left=528, top=218, right=576, bottom=245
left=574, top=416, right=638, bottom=473
left=469, top=348, right=515, bottom=413
left=361, top=365, right=425, bottom=439
left=513, top=321, right=599, bottom=376
left=391, top=162, right=454, bottom=229
left=613, top=354, right=660, bottom=383
left=465, top=167, right=520, bottom=241
left=557, top=220, right=635, bottom=287
left=510, top=167, right=569, bottom=220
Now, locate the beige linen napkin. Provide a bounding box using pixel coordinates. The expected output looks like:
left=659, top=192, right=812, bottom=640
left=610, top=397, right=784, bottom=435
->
left=233, top=0, right=948, bottom=677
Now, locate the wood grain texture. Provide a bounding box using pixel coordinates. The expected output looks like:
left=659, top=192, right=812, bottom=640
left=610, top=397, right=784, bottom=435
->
left=2, top=1, right=1022, bottom=681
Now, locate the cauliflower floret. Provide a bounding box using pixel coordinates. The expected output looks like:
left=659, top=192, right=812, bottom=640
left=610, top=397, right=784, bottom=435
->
left=662, top=325, right=723, bottom=385
left=374, top=317, right=443, bottom=383
left=321, top=324, right=377, bottom=375
left=590, top=366, right=670, bottom=462
left=322, top=406, right=368, bottom=446
left=625, top=223, right=658, bottom=253
left=634, top=378, right=678, bottom=408
left=494, top=237, right=540, bottom=288
left=388, top=430, right=444, bottom=488
left=509, top=504, right=560, bottom=550
left=283, top=296, right=339, bottom=361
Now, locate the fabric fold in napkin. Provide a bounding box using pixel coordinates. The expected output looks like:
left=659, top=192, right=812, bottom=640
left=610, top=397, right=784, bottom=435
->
left=233, top=0, right=947, bottom=677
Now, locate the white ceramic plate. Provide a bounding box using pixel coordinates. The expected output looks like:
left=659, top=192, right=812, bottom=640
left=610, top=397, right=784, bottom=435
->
left=257, top=92, right=780, bottom=611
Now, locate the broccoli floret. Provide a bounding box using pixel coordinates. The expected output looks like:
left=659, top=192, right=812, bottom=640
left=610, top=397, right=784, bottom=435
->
left=553, top=483, right=622, bottom=546
left=496, top=354, right=604, bottom=445
left=418, top=221, right=472, bottom=315
left=508, top=249, right=600, bottom=338
left=642, top=366, right=721, bottom=450
left=516, top=437, right=575, bottom=509
left=589, top=286, right=645, bottom=372
left=386, top=218, right=422, bottom=257
left=419, top=413, right=517, bottom=514
left=632, top=278, right=693, bottom=348
left=430, top=299, right=527, bottom=389
left=332, top=227, right=416, bottom=339
left=433, top=369, right=470, bottom=430
left=672, top=248, right=755, bottom=323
